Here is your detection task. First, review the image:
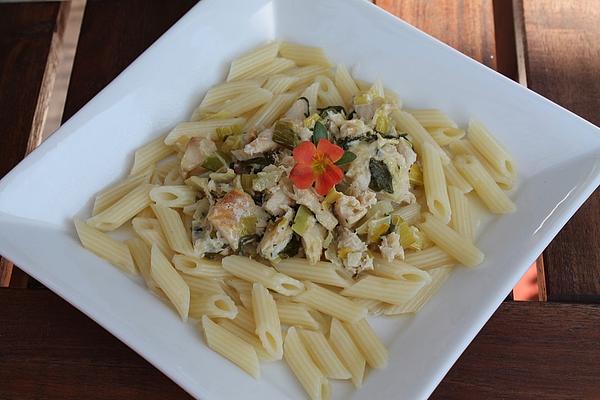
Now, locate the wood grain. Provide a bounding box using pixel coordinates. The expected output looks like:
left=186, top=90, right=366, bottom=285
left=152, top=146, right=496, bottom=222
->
left=523, top=0, right=600, bottom=302
left=62, top=0, right=199, bottom=122
left=375, top=0, right=497, bottom=69
left=0, top=2, right=61, bottom=287
left=0, top=289, right=598, bottom=399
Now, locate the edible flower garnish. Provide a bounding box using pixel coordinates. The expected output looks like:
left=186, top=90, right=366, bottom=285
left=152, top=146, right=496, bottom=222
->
left=290, top=139, right=345, bottom=195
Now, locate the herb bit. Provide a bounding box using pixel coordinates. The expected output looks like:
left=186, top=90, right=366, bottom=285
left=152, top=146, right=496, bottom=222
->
left=368, top=158, right=394, bottom=193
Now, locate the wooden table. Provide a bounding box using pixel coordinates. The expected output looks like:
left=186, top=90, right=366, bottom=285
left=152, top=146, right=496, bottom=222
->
left=1, top=1, right=599, bottom=398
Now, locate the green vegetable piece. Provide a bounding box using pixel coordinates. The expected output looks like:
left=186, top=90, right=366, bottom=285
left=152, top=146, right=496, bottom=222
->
left=273, top=120, right=298, bottom=149
left=292, top=205, right=313, bottom=236
left=335, top=151, right=357, bottom=166
left=222, top=134, right=244, bottom=153
left=216, top=125, right=242, bottom=140
left=240, top=174, right=257, bottom=193
left=202, top=151, right=231, bottom=171
left=312, top=121, right=329, bottom=144
left=240, top=216, right=257, bottom=236
left=368, top=158, right=394, bottom=193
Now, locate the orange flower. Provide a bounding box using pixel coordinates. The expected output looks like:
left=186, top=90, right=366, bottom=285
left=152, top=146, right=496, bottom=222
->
left=290, top=139, right=345, bottom=195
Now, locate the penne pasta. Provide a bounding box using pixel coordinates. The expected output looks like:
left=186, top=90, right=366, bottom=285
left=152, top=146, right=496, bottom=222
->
left=217, top=319, right=274, bottom=361
left=334, top=64, right=359, bottom=108
left=351, top=298, right=386, bottom=316
left=467, top=119, right=517, bottom=180
left=418, top=213, right=484, bottom=267
left=130, top=136, right=174, bottom=176
left=299, top=81, right=320, bottom=115
left=392, top=109, right=451, bottom=164
left=448, top=140, right=514, bottom=190
left=404, top=246, right=456, bottom=270
left=221, top=255, right=304, bottom=296
left=284, top=327, right=331, bottom=400
left=189, top=292, right=238, bottom=320
left=74, top=218, right=136, bottom=274
left=214, top=88, right=273, bottom=118
left=181, top=274, right=224, bottom=296
left=229, top=305, right=256, bottom=333
left=444, top=161, right=473, bottom=193
left=262, top=74, right=300, bottom=94
left=287, top=65, right=331, bottom=89
left=408, top=109, right=458, bottom=128
left=384, top=266, right=453, bottom=315
left=276, top=301, right=319, bottom=330
left=343, top=319, right=388, bottom=369
left=87, top=183, right=153, bottom=231
left=341, top=275, right=430, bottom=305
left=152, top=204, right=194, bottom=256
left=274, top=258, right=352, bottom=288
left=201, top=315, right=260, bottom=378
left=295, top=282, right=367, bottom=323
left=131, top=217, right=173, bottom=259
left=371, top=257, right=432, bottom=281
left=299, top=328, right=351, bottom=380
left=126, top=237, right=158, bottom=290
left=454, top=155, right=516, bottom=214
left=252, top=282, right=283, bottom=360
left=150, top=185, right=196, bottom=208
left=280, top=42, right=332, bottom=67
left=329, top=318, right=365, bottom=388
left=422, top=141, right=451, bottom=223
left=447, top=185, right=475, bottom=241
left=172, top=254, right=229, bottom=278
left=92, top=169, right=151, bottom=216
left=150, top=245, right=190, bottom=321
left=193, top=79, right=263, bottom=116
left=315, top=75, right=344, bottom=107
left=164, top=118, right=247, bottom=145
left=244, top=93, right=297, bottom=131
left=227, top=41, right=280, bottom=82
left=428, top=127, right=465, bottom=146
left=390, top=202, right=421, bottom=225
left=237, top=57, right=295, bottom=80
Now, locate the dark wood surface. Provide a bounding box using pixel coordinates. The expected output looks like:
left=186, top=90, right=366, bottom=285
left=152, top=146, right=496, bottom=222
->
left=0, top=2, right=61, bottom=287
left=523, top=0, right=600, bottom=302
left=376, top=0, right=497, bottom=70
left=62, top=0, right=199, bottom=122
left=1, top=289, right=598, bottom=400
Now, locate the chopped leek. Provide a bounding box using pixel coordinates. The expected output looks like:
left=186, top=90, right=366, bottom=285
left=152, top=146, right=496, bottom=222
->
left=391, top=215, right=417, bottom=248
left=367, top=216, right=391, bottom=244
left=216, top=125, right=242, bottom=140
left=292, top=205, right=313, bottom=235
left=202, top=151, right=231, bottom=171
left=355, top=200, right=393, bottom=235
left=407, top=226, right=425, bottom=251
left=252, top=170, right=282, bottom=192
left=240, top=215, right=257, bottom=236
left=273, top=120, right=298, bottom=149
left=221, top=134, right=243, bottom=153
left=353, top=93, right=371, bottom=105
left=373, top=107, right=391, bottom=134
left=409, top=163, right=423, bottom=186
left=323, top=188, right=341, bottom=206
left=240, top=174, right=256, bottom=193
left=209, top=169, right=236, bottom=183
left=337, top=247, right=352, bottom=259
left=303, top=113, right=321, bottom=129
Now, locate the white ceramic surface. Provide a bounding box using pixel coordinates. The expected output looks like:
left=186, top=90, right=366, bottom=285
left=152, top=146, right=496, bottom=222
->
left=0, top=0, right=599, bottom=399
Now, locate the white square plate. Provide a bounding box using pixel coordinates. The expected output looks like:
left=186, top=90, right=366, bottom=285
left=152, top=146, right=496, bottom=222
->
left=1, top=0, right=599, bottom=399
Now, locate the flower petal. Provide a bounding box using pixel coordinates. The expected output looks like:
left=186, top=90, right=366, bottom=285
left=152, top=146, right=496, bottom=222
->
left=293, top=140, right=317, bottom=165
left=317, top=139, right=344, bottom=163
left=290, top=164, right=316, bottom=189
left=315, top=162, right=344, bottom=195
